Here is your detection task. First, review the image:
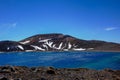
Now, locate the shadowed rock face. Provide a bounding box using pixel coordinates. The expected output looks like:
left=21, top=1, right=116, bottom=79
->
left=0, top=33, right=120, bottom=52
left=0, top=66, right=120, bottom=80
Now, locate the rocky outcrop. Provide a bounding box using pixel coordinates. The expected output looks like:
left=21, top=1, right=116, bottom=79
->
left=0, top=66, right=120, bottom=80
left=0, top=33, right=120, bottom=52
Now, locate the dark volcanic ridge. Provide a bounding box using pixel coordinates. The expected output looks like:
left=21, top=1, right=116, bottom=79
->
left=0, top=33, right=120, bottom=52
left=0, top=66, right=120, bottom=80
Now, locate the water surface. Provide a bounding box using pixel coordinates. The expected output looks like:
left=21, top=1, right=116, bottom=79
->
left=0, top=52, right=120, bottom=70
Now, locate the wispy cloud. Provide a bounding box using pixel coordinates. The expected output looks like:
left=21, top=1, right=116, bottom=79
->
left=1, top=22, right=17, bottom=28
left=105, top=27, right=117, bottom=31
left=11, top=23, right=17, bottom=27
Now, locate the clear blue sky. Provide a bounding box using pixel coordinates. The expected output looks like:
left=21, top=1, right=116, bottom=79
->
left=0, top=0, right=120, bottom=43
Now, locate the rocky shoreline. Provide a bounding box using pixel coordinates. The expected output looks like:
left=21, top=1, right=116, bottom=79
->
left=0, top=66, right=120, bottom=80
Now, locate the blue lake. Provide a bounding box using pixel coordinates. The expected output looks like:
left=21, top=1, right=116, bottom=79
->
left=0, top=52, right=120, bottom=70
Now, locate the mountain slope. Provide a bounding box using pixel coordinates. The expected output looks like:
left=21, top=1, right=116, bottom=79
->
left=0, top=41, right=34, bottom=52
left=0, top=33, right=120, bottom=52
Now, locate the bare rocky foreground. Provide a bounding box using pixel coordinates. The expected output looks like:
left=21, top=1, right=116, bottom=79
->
left=0, top=66, right=120, bottom=80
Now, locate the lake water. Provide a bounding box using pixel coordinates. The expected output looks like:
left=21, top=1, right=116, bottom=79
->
left=0, top=51, right=120, bottom=70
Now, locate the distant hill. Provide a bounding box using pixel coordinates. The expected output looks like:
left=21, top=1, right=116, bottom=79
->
left=0, top=33, right=120, bottom=52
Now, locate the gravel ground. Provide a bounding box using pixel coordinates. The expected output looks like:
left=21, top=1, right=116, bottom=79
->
left=0, top=66, right=120, bottom=80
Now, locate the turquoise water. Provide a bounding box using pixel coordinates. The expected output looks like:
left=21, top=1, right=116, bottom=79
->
left=0, top=52, right=120, bottom=70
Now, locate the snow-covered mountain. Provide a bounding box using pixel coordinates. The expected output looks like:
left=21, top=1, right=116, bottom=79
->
left=0, top=33, right=120, bottom=52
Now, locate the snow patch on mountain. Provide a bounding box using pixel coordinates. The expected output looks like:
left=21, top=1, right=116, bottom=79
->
left=31, top=45, right=45, bottom=51
left=7, top=47, right=10, bottom=50
left=45, top=41, right=53, bottom=48
left=39, top=39, right=51, bottom=43
left=68, top=42, right=72, bottom=49
left=59, top=42, right=63, bottom=49
left=53, top=42, right=63, bottom=50
left=20, top=40, right=30, bottom=44
left=73, top=48, right=86, bottom=51
left=17, top=45, right=24, bottom=50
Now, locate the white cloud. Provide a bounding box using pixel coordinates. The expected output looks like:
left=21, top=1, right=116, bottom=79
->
left=105, top=27, right=117, bottom=31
